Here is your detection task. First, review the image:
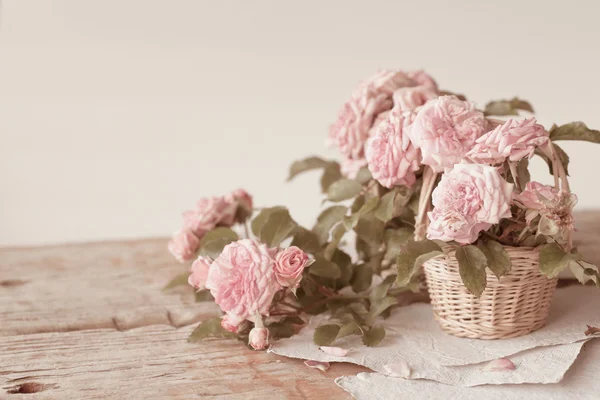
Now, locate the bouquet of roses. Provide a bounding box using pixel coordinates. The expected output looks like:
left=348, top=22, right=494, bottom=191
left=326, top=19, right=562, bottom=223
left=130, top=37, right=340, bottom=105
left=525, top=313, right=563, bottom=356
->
left=166, top=68, right=600, bottom=349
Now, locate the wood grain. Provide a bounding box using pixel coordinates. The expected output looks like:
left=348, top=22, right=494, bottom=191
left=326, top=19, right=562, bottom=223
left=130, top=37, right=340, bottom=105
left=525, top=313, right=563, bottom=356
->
left=0, top=211, right=598, bottom=398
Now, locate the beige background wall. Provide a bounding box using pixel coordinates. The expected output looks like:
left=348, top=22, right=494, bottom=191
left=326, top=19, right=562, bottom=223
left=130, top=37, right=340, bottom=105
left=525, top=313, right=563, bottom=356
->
left=1, top=0, right=599, bottom=245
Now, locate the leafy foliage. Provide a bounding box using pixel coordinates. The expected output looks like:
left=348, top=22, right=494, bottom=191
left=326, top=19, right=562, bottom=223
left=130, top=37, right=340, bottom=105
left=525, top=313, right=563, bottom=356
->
left=478, top=239, right=511, bottom=279
left=456, top=245, right=488, bottom=297
left=327, top=179, right=363, bottom=202
left=484, top=97, right=534, bottom=116
left=259, top=208, right=298, bottom=247
left=288, top=156, right=331, bottom=181
left=396, top=240, right=442, bottom=287
left=188, top=318, right=237, bottom=342
left=549, top=121, right=600, bottom=143
left=198, top=227, right=239, bottom=259
left=163, top=273, right=190, bottom=290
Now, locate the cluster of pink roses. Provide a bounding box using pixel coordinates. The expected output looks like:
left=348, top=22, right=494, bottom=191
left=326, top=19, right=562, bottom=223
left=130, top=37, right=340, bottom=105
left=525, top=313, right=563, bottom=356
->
left=188, top=239, right=311, bottom=350
left=168, top=189, right=253, bottom=263
left=330, top=69, right=578, bottom=244
left=328, top=69, right=439, bottom=180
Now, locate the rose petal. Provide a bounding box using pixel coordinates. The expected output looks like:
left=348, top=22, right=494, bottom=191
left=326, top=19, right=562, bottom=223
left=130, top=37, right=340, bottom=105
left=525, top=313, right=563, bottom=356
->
left=482, top=358, right=516, bottom=372
left=585, top=325, right=600, bottom=336
left=319, top=346, right=350, bottom=357
left=383, top=361, right=411, bottom=378
left=304, top=360, right=330, bottom=372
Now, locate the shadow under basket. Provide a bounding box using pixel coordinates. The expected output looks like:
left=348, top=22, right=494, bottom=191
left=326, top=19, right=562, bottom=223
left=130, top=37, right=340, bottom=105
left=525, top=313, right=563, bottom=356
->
left=423, top=246, right=558, bottom=340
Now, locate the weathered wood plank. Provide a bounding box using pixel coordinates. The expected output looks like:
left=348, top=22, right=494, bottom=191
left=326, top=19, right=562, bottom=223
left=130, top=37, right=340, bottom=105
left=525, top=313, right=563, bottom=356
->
left=0, top=239, right=213, bottom=336
left=0, top=325, right=365, bottom=399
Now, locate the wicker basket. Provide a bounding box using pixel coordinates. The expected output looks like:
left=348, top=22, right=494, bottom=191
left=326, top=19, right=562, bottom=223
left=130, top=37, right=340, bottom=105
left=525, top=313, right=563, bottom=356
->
left=424, top=246, right=558, bottom=339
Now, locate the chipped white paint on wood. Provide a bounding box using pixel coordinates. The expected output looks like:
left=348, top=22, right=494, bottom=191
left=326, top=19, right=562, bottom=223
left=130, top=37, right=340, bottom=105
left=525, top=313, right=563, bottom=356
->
left=0, top=211, right=598, bottom=398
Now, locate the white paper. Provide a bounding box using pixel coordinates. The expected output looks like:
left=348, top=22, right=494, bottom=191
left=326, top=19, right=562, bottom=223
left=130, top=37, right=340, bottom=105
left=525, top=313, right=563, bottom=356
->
left=270, top=286, right=600, bottom=386
left=336, top=340, right=600, bottom=400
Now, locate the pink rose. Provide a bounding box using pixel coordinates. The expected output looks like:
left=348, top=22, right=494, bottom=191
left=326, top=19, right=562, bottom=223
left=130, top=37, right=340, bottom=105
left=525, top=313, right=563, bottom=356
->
left=188, top=256, right=211, bottom=289
left=329, top=70, right=418, bottom=160
left=168, top=229, right=201, bottom=263
left=274, top=246, right=310, bottom=289
left=392, top=86, right=438, bottom=112
left=514, top=182, right=559, bottom=210
left=328, top=90, right=392, bottom=159
left=248, top=327, right=269, bottom=350
left=466, top=118, right=549, bottom=165
left=427, top=163, right=514, bottom=244
left=407, top=70, right=439, bottom=91
left=409, top=96, right=487, bottom=172
left=221, top=313, right=245, bottom=333
left=205, top=239, right=281, bottom=320
left=366, top=111, right=421, bottom=188
left=354, top=69, right=415, bottom=96
left=222, top=189, right=254, bottom=225
left=183, top=196, right=231, bottom=235
left=340, top=157, right=368, bottom=179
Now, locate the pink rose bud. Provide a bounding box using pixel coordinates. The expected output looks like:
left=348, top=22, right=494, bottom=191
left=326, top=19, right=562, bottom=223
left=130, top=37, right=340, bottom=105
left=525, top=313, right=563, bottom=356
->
left=183, top=196, right=231, bottom=235
left=221, top=314, right=245, bottom=333
left=427, top=163, right=513, bottom=244
left=168, top=229, right=201, bottom=263
left=188, top=256, right=212, bottom=290
left=205, top=239, right=281, bottom=321
left=274, top=246, right=310, bottom=289
left=248, top=327, right=269, bottom=350
left=409, top=96, right=487, bottom=172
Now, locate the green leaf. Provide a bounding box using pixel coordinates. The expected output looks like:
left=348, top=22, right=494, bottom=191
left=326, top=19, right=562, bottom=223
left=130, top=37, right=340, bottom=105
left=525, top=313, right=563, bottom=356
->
left=268, top=321, right=296, bottom=340
left=288, top=156, right=330, bottom=181
left=535, top=144, right=570, bottom=176
left=327, top=179, right=363, bottom=202
left=194, top=290, right=214, bottom=302
left=291, top=227, right=321, bottom=254
left=337, top=320, right=363, bottom=338
left=343, top=197, right=379, bottom=230
left=163, top=273, right=190, bottom=290
left=309, top=256, right=342, bottom=279
left=370, top=275, right=395, bottom=302
left=259, top=209, right=298, bottom=247
left=355, top=167, right=372, bottom=184
left=477, top=239, right=511, bottom=279
left=362, top=326, right=386, bottom=347
left=324, top=223, right=346, bottom=260
left=369, top=296, right=398, bottom=318
left=188, top=318, right=236, bottom=342
left=484, top=97, right=534, bottom=116
left=516, top=159, right=531, bottom=188
left=313, top=205, right=347, bottom=245
left=456, top=245, right=488, bottom=297
left=538, top=215, right=560, bottom=236
left=320, top=162, right=343, bottom=192
left=549, top=121, right=600, bottom=143
left=374, top=191, right=397, bottom=222
left=351, top=264, right=373, bottom=293
left=198, top=227, right=239, bottom=259
left=539, top=243, right=569, bottom=278
left=251, top=206, right=286, bottom=236
left=383, top=228, right=413, bottom=265
left=313, top=324, right=341, bottom=346
left=395, top=240, right=443, bottom=287
left=354, top=216, right=385, bottom=247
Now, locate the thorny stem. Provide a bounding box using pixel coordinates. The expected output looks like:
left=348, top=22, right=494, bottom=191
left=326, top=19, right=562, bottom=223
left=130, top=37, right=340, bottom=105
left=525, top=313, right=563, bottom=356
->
left=508, top=162, right=521, bottom=191
left=243, top=221, right=251, bottom=239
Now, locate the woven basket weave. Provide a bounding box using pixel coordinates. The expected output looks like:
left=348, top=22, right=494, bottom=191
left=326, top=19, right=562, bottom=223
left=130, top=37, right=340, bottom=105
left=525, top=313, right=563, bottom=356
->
left=424, top=246, right=557, bottom=339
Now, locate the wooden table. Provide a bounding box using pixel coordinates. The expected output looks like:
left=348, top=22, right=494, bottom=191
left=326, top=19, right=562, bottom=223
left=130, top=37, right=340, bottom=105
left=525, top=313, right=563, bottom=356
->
left=2, top=211, right=600, bottom=399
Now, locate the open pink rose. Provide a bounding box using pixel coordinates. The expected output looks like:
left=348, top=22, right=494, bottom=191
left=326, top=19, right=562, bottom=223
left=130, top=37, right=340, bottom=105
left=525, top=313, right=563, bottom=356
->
left=222, top=188, right=254, bottom=225
left=329, top=70, right=420, bottom=160
left=366, top=111, right=421, bottom=188
left=168, top=229, right=201, bottom=263
left=514, top=182, right=559, bottom=209
left=407, top=70, right=439, bottom=91
left=392, top=86, right=438, bottom=112
left=466, top=118, right=549, bottom=165
left=248, top=327, right=269, bottom=350
left=409, top=96, right=487, bottom=172
left=274, top=246, right=310, bottom=289
left=188, top=256, right=211, bottom=290
left=427, top=163, right=514, bottom=244
left=183, top=196, right=231, bottom=235
left=205, top=239, right=281, bottom=320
